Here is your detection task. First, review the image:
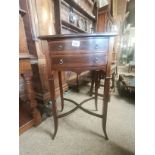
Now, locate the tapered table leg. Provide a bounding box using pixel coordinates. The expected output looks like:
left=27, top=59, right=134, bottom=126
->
left=102, top=102, right=108, bottom=140
left=95, top=71, right=99, bottom=111
left=48, top=74, right=58, bottom=139
left=102, top=77, right=110, bottom=140
left=98, top=71, right=102, bottom=89
left=58, top=71, right=64, bottom=112
left=52, top=99, right=58, bottom=139
left=89, top=71, right=95, bottom=96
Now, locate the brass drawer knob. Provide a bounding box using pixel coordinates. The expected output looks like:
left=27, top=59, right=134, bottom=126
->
left=59, top=59, right=63, bottom=65
left=57, top=45, right=63, bottom=50
left=93, top=57, right=98, bottom=63
left=95, top=44, right=99, bottom=49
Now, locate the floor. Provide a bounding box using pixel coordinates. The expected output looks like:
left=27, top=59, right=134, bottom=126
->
left=20, top=67, right=135, bottom=155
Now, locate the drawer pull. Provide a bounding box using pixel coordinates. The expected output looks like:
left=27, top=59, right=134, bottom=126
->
left=93, top=57, right=99, bottom=63
left=95, top=44, right=99, bottom=49
left=57, top=45, right=63, bottom=50
left=59, top=59, right=63, bottom=65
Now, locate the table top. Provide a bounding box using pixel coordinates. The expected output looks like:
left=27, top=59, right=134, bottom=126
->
left=38, top=32, right=117, bottom=40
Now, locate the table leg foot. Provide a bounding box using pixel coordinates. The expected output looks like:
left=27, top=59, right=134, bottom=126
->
left=102, top=118, right=109, bottom=140
left=102, top=72, right=110, bottom=140
left=52, top=100, right=58, bottom=139
left=48, top=74, right=58, bottom=139
left=102, top=100, right=109, bottom=140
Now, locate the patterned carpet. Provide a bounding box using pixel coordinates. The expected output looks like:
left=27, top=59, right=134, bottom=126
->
left=20, top=83, right=135, bottom=155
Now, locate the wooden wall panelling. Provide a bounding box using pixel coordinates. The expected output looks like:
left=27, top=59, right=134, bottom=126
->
left=20, top=0, right=44, bottom=103
left=61, top=0, right=96, bottom=34
left=97, top=5, right=108, bottom=32
left=96, top=1, right=119, bottom=67
left=19, top=3, right=41, bottom=134
left=93, top=1, right=98, bottom=31
left=61, top=1, right=94, bottom=33
left=20, top=0, right=68, bottom=106
left=109, top=0, right=128, bottom=65
left=53, top=0, right=61, bottom=34
left=34, top=0, right=56, bottom=35
left=19, top=15, right=29, bottom=53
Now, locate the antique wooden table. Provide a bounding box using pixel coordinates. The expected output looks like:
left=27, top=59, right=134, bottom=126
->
left=39, top=33, right=117, bottom=139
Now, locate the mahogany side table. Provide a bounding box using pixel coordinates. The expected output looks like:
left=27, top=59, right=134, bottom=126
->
left=39, top=33, right=117, bottom=139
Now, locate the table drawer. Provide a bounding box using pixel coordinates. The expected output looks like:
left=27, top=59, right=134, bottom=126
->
left=50, top=53, right=107, bottom=69
left=48, top=38, right=108, bottom=54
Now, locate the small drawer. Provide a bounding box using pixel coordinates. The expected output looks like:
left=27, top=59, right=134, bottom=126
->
left=48, top=38, right=108, bottom=54
left=50, top=53, right=107, bottom=69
